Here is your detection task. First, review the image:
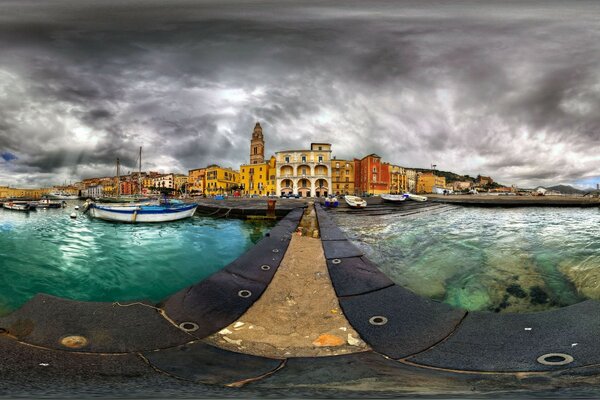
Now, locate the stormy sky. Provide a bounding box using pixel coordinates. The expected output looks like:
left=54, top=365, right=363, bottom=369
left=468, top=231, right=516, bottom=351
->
left=0, top=0, right=599, bottom=189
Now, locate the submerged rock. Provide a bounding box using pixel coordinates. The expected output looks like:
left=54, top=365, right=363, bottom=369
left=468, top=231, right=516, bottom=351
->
left=529, top=286, right=549, bottom=305
left=506, top=284, right=527, bottom=298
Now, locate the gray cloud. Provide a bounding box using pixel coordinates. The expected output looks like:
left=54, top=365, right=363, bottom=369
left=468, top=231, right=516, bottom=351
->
left=0, top=0, right=599, bottom=188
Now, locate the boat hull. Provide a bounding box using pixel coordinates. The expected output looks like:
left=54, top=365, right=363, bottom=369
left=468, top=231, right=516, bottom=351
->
left=344, top=196, right=367, bottom=208
left=381, top=194, right=406, bottom=203
left=3, top=202, right=32, bottom=211
left=89, top=204, right=197, bottom=223
left=404, top=193, right=428, bottom=202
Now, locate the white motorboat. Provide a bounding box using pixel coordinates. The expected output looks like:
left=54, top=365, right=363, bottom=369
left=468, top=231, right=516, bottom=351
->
left=3, top=201, right=34, bottom=211
left=403, top=193, right=428, bottom=202
left=381, top=194, right=406, bottom=203
left=344, top=195, right=367, bottom=208
left=86, top=201, right=198, bottom=223
left=48, top=192, right=79, bottom=200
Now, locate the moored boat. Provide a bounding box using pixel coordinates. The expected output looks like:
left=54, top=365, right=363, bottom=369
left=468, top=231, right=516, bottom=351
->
left=324, top=196, right=339, bottom=207
left=36, top=198, right=66, bottom=208
left=3, top=201, right=34, bottom=211
left=403, top=193, right=428, bottom=202
left=381, top=194, right=407, bottom=203
left=86, top=201, right=198, bottom=223
left=344, top=195, right=367, bottom=208
left=47, top=192, right=79, bottom=200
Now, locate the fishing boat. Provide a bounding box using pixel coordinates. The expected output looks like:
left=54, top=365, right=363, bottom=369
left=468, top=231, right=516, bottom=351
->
left=324, top=196, right=339, bottom=207
left=403, top=193, right=428, bottom=202
left=344, top=195, right=367, bottom=208
left=47, top=192, right=79, bottom=200
left=381, top=194, right=407, bottom=203
left=36, top=198, right=66, bottom=209
left=3, top=201, right=34, bottom=211
left=85, top=201, right=198, bottom=223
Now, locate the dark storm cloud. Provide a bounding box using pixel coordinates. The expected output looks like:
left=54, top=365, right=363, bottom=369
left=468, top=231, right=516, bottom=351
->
left=1, top=0, right=599, bottom=188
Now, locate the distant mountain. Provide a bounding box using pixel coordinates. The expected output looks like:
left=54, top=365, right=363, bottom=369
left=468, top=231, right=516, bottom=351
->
left=545, top=185, right=585, bottom=194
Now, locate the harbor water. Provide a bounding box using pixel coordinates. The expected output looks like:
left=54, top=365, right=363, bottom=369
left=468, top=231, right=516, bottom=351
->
left=332, top=206, right=600, bottom=313
left=0, top=202, right=275, bottom=315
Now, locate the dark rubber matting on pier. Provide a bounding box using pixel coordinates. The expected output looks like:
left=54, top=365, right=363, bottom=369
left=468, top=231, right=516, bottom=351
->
left=409, top=300, right=600, bottom=372
left=339, top=285, right=465, bottom=359
left=322, top=240, right=364, bottom=259
left=143, top=341, right=283, bottom=385
left=162, top=208, right=303, bottom=339
left=326, top=256, right=394, bottom=297
left=314, top=204, right=348, bottom=241
left=0, top=294, right=191, bottom=353
left=162, top=270, right=271, bottom=339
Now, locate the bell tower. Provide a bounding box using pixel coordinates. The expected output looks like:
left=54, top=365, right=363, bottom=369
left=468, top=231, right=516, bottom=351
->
left=250, top=122, right=265, bottom=164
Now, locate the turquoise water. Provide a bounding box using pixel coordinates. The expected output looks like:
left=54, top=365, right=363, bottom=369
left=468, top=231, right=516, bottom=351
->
left=332, top=207, right=600, bottom=313
left=0, top=202, right=274, bottom=315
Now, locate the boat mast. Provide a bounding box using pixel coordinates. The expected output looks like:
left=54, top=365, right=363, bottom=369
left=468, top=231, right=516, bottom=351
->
left=116, top=158, right=121, bottom=198
left=138, top=146, right=142, bottom=196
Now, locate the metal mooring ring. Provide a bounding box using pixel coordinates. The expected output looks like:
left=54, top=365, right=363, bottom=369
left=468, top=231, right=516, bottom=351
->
left=272, top=249, right=280, bottom=253
left=369, top=316, right=388, bottom=326
left=178, top=322, right=199, bottom=332
left=260, top=264, right=271, bottom=271
left=332, top=259, right=342, bottom=265
left=238, top=289, right=252, bottom=298
left=537, top=353, right=574, bottom=366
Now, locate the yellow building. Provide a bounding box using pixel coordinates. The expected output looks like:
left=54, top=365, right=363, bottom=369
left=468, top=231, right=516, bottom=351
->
left=416, top=172, right=446, bottom=194
left=331, top=158, right=355, bottom=195
left=0, top=186, right=51, bottom=199
left=240, top=156, right=276, bottom=196
left=389, top=165, right=409, bottom=194
left=204, top=165, right=240, bottom=196
left=174, top=174, right=188, bottom=191
left=275, top=143, right=333, bottom=197
left=188, top=168, right=206, bottom=195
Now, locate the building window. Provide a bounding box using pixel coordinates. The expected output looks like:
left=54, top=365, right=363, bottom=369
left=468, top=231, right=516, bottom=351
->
left=318, top=156, right=323, bottom=163
left=318, top=146, right=322, bottom=150
left=302, top=155, right=306, bottom=162
left=285, top=156, right=290, bottom=163
left=345, top=178, right=349, bottom=182
left=373, top=174, right=376, bottom=181
left=336, top=162, right=339, bottom=168
left=372, top=167, right=377, bottom=173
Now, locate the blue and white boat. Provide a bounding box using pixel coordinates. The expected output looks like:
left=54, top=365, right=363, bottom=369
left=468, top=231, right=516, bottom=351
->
left=85, top=201, right=198, bottom=223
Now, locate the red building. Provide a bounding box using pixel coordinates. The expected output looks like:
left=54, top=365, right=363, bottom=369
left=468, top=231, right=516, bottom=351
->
left=354, top=154, right=390, bottom=195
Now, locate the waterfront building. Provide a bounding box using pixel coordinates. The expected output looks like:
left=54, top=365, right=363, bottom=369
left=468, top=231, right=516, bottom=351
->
left=331, top=158, right=355, bottom=195
left=453, top=181, right=473, bottom=191
left=389, top=165, right=410, bottom=194
left=476, top=175, right=494, bottom=187
left=174, top=174, right=188, bottom=191
left=152, top=174, right=176, bottom=190
left=0, top=186, right=51, bottom=199
left=416, top=172, right=446, bottom=193
left=406, top=169, right=417, bottom=193
left=275, top=143, right=332, bottom=197
left=188, top=168, right=206, bottom=195
left=240, top=156, right=276, bottom=196
left=354, top=154, right=390, bottom=196
left=82, top=185, right=104, bottom=199
left=250, top=122, right=265, bottom=165
left=204, top=165, right=240, bottom=196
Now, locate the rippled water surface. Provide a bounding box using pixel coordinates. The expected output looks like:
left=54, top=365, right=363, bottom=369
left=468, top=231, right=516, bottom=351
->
left=332, top=207, right=600, bottom=312
left=0, top=202, right=274, bottom=315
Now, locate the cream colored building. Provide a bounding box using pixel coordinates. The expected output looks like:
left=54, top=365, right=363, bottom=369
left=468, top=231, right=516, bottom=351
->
left=275, top=143, right=332, bottom=197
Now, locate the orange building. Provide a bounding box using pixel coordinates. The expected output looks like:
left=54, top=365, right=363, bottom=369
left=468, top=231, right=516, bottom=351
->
left=416, top=172, right=446, bottom=193
left=354, top=154, right=390, bottom=195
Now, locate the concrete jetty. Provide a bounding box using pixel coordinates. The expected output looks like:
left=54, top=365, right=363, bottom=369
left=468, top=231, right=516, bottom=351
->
left=2, top=200, right=600, bottom=397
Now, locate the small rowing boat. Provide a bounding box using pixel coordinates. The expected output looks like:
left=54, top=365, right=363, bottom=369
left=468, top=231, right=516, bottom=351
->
left=344, top=195, right=367, bottom=208
left=3, top=201, right=34, bottom=211
left=403, top=193, right=428, bottom=202
left=85, top=201, right=198, bottom=223
left=381, top=194, right=406, bottom=203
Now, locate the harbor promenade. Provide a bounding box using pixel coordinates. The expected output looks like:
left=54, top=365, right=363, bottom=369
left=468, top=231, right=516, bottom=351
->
left=1, top=200, right=600, bottom=397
